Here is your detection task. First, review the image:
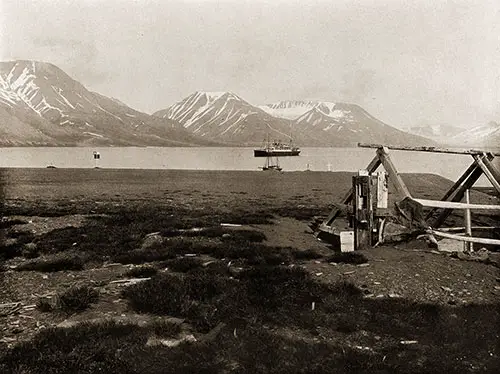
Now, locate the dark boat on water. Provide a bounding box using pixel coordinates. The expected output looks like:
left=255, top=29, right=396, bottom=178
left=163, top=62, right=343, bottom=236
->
left=259, top=155, right=283, bottom=172
left=253, top=139, right=300, bottom=157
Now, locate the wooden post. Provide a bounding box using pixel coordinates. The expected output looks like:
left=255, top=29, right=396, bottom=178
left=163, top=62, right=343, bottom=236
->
left=376, top=171, right=388, bottom=210
left=353, top=171, right=376, bottom=250
left=464, top=189, right=472, bottom=252
left=320, top=154, right=382, bottom=229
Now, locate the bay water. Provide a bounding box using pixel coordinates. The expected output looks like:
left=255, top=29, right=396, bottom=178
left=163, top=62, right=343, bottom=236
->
left=0, top=146, right=489, bottom=185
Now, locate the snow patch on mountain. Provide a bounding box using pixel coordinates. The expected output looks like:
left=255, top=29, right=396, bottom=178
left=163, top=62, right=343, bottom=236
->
left=0, top=60, right=214, bottom=147
left=260, top=100, right=348, bottom=121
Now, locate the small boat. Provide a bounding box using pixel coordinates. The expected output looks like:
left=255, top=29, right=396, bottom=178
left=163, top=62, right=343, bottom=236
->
left=261, top=164, right=283, bottom=172
left=254, top=138, right=300, bottom=157
left=259, top=154, right=283, bottom=172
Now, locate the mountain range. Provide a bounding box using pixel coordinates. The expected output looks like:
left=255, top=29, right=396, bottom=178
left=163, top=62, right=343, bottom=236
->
left=0, top=60, right=216, bottom=146
left=0, top=59, right=496, bottom=148
left=404, top=123, right=500, bottom=148
left=153, top=93, right=433, bottom=147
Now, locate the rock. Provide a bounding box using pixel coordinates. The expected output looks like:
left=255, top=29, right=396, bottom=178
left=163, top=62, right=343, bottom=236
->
left=382, top=222, right=412, bottom=243
left=146, top=334, right=197, bottom=348
left=400, top=340, right=418, bottom=345
left=472, top=248, right=489, bottom=262
left=456, top=249, right=489, bottom=262
left=141, top=233, right=164, bottom=249
left=438, top=239, right=464, bottom=253
left=441, top=286, right=452, bottom=292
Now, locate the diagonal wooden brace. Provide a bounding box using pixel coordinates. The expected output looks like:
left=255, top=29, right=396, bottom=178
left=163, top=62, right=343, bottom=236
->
left=474, top=154, right=500, bottom=195
left=320, top=154, right=381, bottom=229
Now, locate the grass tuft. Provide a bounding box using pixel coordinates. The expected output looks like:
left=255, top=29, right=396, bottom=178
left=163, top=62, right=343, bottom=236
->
left=55, top=285, right=99, bottom=314
left=324, top=251, right=368, bottom=265
left=292, top=248, right=324, bottom=260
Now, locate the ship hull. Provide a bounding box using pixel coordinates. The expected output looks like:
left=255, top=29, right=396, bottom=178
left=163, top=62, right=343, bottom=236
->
left=254, top=149, right=301, bottom=157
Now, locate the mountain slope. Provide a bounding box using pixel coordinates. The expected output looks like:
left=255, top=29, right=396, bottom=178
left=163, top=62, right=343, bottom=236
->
left=403, top=124, right=464, bottom=144
left=0, top=60, right=214, bottom=146
left=154, top=91, right=296, bottom=145
left=404, top=122, right=500, bottom=148
left=449, top=121, right=500, bottom=148
left=261, top=100, right=434, bottom=147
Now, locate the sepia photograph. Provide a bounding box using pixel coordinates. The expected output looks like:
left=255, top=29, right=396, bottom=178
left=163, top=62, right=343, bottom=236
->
left=0, top=0, right=499, bottom=372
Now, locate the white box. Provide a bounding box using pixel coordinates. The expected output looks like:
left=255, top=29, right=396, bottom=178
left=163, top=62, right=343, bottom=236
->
left=340, top=231, right=355, bottom=252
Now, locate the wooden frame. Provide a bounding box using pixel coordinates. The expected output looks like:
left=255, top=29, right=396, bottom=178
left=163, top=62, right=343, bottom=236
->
left=318, top=144, right=500, bottom=248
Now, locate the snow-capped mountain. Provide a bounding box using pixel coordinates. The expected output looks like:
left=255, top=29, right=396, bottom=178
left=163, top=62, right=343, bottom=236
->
left=153, top=91, right=295, bottom=145
left=448, top=122, right=500, bottom=148
left=403, top=124, right=463, bottom=142
left=261, top=100, right=433, bottom=146
left=1, top=60, right=435, bottom=147
left=258, top=100, right=323, bottom=120
left=0, top=60, right=214, bottom=146
left=405, top=123, right=500, bottom=148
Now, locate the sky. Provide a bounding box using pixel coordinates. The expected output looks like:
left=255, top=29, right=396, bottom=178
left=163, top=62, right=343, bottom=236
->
left=1, top=0, right=500, bottom=129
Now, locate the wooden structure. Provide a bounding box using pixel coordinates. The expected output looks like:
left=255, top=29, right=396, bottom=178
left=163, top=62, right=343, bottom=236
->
left=319, top=144, right=500, bottom=250
left=350, top=170, right=389, bottom=249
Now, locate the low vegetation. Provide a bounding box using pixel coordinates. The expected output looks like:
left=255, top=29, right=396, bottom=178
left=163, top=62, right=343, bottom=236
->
left=163, top=257, right=204, bottom=273
left=38, top=285, right=99, bottom=314
left=324, top=251, right=368, bottom=264
left=16, top=254, right=84, bottom=272
left=124, top=265, right=158, bottom=278
left=2, top=178, right=499, bottom=373
left=7, top=265, right=498, bottom=373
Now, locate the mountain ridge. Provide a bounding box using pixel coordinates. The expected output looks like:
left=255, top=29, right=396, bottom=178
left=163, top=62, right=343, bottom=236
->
left=5, top=60, right=493, bottom=148
left=0, top=60, right=218, bottom=147
left=155, top=94, right=435, bottom=147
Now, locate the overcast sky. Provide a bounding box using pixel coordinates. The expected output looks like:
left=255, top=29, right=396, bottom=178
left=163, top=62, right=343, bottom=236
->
left=1, top=0, right=499, bottom=128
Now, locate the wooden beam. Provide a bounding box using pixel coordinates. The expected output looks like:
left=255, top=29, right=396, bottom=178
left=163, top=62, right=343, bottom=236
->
left=414, top=198, right=500, bottom=210
left=439, top=226, right=498, bottom=232
left=482, top=155, right=500, bottom=185
left=358, top=143, right=500, bottom=156
left=425, top=161, right=478, bottom=220
left=432, top=164, right=484, bottom=228
left=473, top=154, right=500, bottom=194
left=376, top=147, right=412, bottom=199
left=429, top=230, right=500, bottom=246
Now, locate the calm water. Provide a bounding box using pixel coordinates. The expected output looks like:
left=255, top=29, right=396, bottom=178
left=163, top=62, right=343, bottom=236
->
left=0, top=146, right=489, bottom=184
